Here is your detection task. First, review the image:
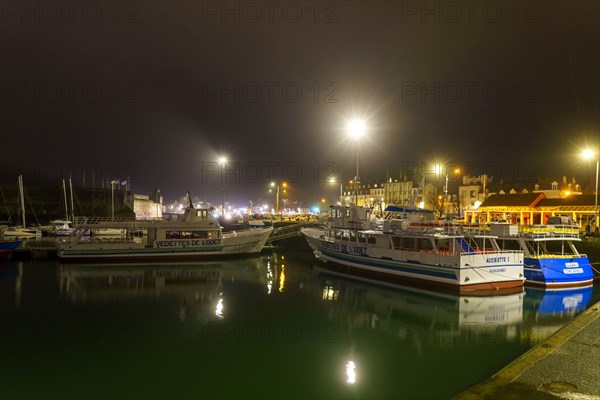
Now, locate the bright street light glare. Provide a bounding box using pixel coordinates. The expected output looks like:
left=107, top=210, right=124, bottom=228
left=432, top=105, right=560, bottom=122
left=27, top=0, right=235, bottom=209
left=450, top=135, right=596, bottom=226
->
left=582, top=149, right=596, bottom=160
left=347, top=119, right=366, bottom=139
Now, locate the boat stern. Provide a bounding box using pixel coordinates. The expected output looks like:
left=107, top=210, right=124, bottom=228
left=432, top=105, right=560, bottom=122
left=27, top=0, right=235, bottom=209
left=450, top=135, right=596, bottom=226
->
left=458, top=251, right=525, bottom=290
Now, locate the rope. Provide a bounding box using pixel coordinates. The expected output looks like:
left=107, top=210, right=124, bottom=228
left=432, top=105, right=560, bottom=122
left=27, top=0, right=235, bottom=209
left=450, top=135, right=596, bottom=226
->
left=466, top=265, right=505, bottom=290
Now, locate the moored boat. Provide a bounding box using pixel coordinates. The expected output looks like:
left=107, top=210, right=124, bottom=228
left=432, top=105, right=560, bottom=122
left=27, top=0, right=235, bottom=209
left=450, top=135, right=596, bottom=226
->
left=58, top=206, right=272, bottom=262
left=2, top=175, right=42, bottom=238
left=0, top=239, right=23, bottom=259
left=2, top=226, right=42, bottom=238
left=489, top=223, right=595, bottom=288
left=302, top=205, right=525, bottom=293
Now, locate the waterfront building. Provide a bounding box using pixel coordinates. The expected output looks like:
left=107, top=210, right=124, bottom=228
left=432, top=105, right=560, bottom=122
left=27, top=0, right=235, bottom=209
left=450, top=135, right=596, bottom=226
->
left=458, top=175, right=492, bottom=218
left=341, top=181, right=385, bottom=208
left=466, top=193, right=598, bottom=232
left=383, top=180, right=416, bottom=207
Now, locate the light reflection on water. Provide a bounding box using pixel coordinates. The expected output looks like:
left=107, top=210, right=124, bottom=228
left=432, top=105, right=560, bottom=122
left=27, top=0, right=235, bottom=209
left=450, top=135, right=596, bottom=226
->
left=0, top=247, right=598, bottom=399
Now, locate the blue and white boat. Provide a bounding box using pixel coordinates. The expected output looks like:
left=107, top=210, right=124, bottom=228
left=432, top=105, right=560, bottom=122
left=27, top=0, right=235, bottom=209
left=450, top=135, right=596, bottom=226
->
left=491, top=223, right=595, bottom=288
left=302, top=206, right=525, bottom=293
left=0, top=239, right=23, bottom=259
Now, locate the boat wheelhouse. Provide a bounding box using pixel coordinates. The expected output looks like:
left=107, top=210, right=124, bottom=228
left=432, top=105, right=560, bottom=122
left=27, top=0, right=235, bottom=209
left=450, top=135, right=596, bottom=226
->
left=302, top=205, right=525, bottom=293
left=490, top=223, right=595, bottom=288
left=58, top=207, right=272, bottom=262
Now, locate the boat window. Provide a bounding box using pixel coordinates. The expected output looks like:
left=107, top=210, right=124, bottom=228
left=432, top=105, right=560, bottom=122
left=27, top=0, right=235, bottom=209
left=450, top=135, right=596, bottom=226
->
left=166, top=231, right=180, bottom=239
left=393, top=237, right=413, bottom=250
left=418, top=238, right=434, bottom=251
left=436, top=239, right=451, bottom=252
left=367, top=235, right=376, bottom=244
left=358, top=233, right=367, bottom=243
left=334, top=230, right=342, bottom=239
left=345, top=209, right=350, bottom=218
left=544, top=241, right=571, bottom=256
left=498, top=239, right=522, bottom=251
left=350, top=230, right=356, bottom=241
left=342, top=230, right=350, bottom=241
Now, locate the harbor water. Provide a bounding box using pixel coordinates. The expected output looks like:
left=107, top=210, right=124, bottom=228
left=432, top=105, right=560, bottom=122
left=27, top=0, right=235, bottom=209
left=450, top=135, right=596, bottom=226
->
left=1, top=239, right=598, bottom=399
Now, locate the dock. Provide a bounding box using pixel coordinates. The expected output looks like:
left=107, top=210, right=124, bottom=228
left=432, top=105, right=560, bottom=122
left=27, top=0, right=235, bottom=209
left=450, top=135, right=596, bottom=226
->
left=454, top=299, right=600, bottom=400
left=265, top=221, right=319, bottom=245
left=13, top=239, right=58, bottom=260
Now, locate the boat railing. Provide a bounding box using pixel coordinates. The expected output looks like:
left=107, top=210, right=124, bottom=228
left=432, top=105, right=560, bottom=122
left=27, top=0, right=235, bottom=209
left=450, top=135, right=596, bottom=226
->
left=518, top=224, right=580, bottom=239
left=74, top=216, right=139, bottom=226
left=528, top=253, right=588, bottom=259
left=379, top=220, right=469, bottom=236
left=458, top=249, right=522, bottom=257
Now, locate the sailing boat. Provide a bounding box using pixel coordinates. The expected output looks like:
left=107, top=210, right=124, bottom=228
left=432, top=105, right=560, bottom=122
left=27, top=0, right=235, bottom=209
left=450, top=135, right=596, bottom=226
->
left=48, top=179, right=73, bottom=236
left=2, top=175, right=42, bottom=238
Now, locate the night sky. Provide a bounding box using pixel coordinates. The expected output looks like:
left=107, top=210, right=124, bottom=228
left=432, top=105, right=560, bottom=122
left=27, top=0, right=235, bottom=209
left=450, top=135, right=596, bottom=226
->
left=1, top=1, right=598, bottom=205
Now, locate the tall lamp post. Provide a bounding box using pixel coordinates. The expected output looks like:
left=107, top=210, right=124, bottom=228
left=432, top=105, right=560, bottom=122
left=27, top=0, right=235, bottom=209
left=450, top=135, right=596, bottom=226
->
left=347, top=119, right=366, bottom=206
left=583, top=149, right=599, bottom=233
left=443, top=168, right=461, bottom=219
left=219, top=156, right=227, bottom=217
left=110, top=179, right=119, bottom=220
left=270, top=181, right=287, bottom=214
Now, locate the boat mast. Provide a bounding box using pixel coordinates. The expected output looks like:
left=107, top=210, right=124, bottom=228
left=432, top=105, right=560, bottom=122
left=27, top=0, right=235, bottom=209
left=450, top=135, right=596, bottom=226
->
left=18, top=175, right=26, bottom=228
left=62, top=179, right=69, bottom=221
left=69, top=175, right=75, bottom=224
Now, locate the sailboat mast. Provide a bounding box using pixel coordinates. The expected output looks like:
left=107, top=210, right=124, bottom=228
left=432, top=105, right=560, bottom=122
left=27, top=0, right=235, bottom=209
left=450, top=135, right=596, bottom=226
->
left=18, top=175, right=26, bottom=228
left=62, top=179, right=69, bottom=220
left=69, top=175, right=75, bottom=224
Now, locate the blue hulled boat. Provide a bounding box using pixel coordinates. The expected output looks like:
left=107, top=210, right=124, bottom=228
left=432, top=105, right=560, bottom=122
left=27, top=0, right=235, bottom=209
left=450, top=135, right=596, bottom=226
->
left=491, top=223, right=595, bottom=287
left=0, top=240, right=23, bottom=259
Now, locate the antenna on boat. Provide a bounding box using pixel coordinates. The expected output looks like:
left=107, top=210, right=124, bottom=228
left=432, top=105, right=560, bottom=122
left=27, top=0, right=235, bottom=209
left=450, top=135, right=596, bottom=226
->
left=186, top=191, right=194, bottom=209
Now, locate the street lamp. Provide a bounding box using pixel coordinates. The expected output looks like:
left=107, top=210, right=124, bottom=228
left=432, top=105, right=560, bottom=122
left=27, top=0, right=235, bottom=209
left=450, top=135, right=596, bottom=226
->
left=270, top=181, right=287, bottom=214
left=110, top=179, right=119, bottom=220
left=443, top=168, right=461, bottom=219
left=347, top=119, right=366, bottom=206
left=582, top=148, right=599, bottom=233
left=326, top=177, right=343, bottom=205
left=219, top=156, right=227, bottom=217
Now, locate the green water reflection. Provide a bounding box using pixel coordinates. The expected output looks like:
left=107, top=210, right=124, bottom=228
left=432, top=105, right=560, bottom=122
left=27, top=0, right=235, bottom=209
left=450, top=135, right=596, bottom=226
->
left=0, top=245, right=598, bottom=399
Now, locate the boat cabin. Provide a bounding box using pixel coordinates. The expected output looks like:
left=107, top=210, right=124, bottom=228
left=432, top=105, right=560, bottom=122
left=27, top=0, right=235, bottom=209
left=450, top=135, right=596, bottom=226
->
left=328, top=206, right=371, bottom=230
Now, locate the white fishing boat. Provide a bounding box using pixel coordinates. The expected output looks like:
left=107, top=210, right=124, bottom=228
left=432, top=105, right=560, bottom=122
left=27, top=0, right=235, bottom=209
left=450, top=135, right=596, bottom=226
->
left=58, top=205, right=273, bottom=262
left=302, top=205, right=525, bottom=293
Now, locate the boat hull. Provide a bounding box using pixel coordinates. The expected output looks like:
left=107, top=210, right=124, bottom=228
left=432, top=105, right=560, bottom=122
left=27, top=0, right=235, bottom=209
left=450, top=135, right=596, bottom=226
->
left=302, top=228, right=524, bottom=293
left=0, top=240, right=23, bottom=259
left=58, top=229, right=272, bottom=263
left=524, top=256, right=595, bottom=288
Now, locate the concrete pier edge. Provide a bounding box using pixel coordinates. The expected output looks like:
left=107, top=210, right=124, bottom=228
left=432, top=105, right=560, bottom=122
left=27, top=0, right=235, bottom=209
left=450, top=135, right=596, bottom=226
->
left=454, top=299, right=600, bottom=400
